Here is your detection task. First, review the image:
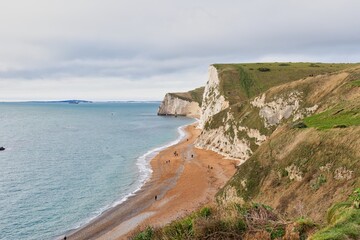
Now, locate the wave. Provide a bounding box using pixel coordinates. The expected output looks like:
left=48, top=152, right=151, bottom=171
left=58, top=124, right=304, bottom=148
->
left=111, top=121, right=192, bottom=207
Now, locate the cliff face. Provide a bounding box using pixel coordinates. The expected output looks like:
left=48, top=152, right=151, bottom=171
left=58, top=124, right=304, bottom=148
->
left=158, top=93, right=201, bottom=117
left=157, top=87, right=204, bottom=118
left=198, top=66, right=229, bottom=129
left=195, top=63, right=358, bottom=162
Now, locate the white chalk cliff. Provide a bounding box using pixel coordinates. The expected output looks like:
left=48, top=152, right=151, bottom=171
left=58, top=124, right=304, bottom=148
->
left=158, top=93, right=201, bottom=118
left=194, top=65, right=320, bottom=163
left=160, top=64, right=333, bottom=163
left=198, top=66, right=229, bottom=129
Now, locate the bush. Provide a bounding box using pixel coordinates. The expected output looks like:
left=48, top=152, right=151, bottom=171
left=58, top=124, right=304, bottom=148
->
left=310, top=174, right=327, bottom=190
left=133, top=227, right=154, bottom=240
left=258, top=67, right=271, bottom=72
left=279, top=63, right=290, bottom=66
left=164, top=216, right=194, bottom=239
left=292, top=121, right=308, bottom=129
left=199, top=207, right=212, bottom=218
left=269, top=227, right=285, bottom=239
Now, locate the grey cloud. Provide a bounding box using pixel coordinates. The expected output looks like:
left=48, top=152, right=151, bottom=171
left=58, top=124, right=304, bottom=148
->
left=0, top=0, right=359, bottom=100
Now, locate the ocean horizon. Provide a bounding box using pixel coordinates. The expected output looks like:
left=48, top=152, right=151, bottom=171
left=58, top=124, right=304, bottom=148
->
left=0, top=102, right=194, bottom=240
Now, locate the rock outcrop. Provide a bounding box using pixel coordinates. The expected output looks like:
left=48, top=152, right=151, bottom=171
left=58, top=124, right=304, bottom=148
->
left=157, top=87, right=204, bottom=118
left=158, top=93, right=200, bottom=117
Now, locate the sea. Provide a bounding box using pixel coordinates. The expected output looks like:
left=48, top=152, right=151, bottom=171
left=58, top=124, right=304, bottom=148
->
left=0, top=102, right=194, bottom=240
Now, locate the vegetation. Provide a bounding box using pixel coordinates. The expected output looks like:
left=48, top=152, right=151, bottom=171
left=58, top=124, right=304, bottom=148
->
left=212, top=62, right=356, bottom=105
left=189, top=87, right=205, bottom=105
left=133, top=227, right=155, bottom=240
left=217, top=117, right=360, bottom=224
left=349, top=79, right=360, bottom=87
left=170, top=87, right=205, bottom=106
left=132, top=204, right=291, bottom=240
left=132, top=189, right=360, bottom=239
left=310, top=189, right=360, bottom=240
left=310, top=174, right=327, bottom=190
left=304, top=103, right=360, bottom=130
left=309, top=63, right=321, bottom=67
left=258, top=67, right=271, bottom=72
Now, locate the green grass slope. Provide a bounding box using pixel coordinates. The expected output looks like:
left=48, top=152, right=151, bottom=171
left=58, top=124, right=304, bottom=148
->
left=212, top=63, right=356, bottom=105
left=169, top=87, right=205, bottom=106
left=303, top=102, right=360, bottom=130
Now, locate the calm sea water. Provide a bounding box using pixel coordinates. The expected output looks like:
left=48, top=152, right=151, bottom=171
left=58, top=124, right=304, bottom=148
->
left=0, top=102, right=194, bottom=240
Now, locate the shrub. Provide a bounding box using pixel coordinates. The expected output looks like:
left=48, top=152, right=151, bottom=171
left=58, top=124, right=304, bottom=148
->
left=199, top=207, right=212, bottom=218
left=258, top=67, right=271, bottom=72
left=292, top=121, right=308, bottom=129
left=133, top=227, right=154, bottom=240
left=270, top=227, right=286, bottom=239
left=310, top=174, right=327, bottom=190
left=279, top=63, right=290, bottom=66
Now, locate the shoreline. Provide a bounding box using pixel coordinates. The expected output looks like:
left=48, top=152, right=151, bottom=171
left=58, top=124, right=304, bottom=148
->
left=59, top=121, right=193, bottom=238
left=64, top=123, right=237, bottom=240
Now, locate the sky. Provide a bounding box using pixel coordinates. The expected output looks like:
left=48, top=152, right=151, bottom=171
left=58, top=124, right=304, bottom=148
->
left=0, top=0, right=359, bottom=101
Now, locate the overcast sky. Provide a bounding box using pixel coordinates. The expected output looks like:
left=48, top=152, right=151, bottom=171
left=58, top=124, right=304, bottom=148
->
left=0, top=0, right=359, bottom=101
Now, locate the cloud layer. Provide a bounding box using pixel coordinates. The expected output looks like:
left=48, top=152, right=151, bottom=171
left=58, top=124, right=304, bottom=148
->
left=0, top=0, right=359, bottom=100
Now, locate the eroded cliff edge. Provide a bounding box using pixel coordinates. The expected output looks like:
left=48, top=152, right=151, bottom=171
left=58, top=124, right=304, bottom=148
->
left=157, top=87, right=204, bottom=118
left=195, top=63, right=359, bottom=162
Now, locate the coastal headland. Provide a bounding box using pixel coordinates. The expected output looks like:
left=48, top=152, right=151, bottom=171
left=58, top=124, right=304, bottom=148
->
left=66, top=123, right=237, bottom=239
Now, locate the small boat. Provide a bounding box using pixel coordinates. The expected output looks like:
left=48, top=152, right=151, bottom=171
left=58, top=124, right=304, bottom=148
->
left=0, top=147, right=5, bottom=151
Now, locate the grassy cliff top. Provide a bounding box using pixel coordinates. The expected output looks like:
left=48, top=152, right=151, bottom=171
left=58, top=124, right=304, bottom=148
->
left=169, top=87, right=204, bottom=106
left=212, top=62, right=358, bottom=105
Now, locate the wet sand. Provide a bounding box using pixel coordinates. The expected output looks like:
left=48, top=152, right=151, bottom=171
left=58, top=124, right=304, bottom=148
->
left=66, top=124, right=237, bottom=240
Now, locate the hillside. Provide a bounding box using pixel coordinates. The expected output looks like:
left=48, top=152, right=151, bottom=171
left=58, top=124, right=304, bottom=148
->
left=139, top=63, right=360, bottom=240
left=169, top=87, right=204, bottom=106
left=196, top=63, right=358, bottom=161
left=157, top=87, right=204, bottom=117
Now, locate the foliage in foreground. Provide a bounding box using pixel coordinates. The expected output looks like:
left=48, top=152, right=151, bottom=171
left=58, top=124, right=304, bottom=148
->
left=133, top=188, right=360, bottom=240
left=310, top=188, right=360, bottom=240
left=132, top=204, right=309, bottom=240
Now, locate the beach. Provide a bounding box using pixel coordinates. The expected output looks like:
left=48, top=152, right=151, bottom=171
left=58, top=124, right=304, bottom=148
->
left=66, top=123, right=237, bottom=240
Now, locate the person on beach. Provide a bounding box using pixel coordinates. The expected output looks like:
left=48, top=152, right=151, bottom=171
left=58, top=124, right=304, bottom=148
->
left=155, top=195, right=157, bottom=200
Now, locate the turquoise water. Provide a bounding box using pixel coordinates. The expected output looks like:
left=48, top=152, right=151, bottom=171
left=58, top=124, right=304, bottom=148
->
left=0, top=102, right=194, bottom=240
